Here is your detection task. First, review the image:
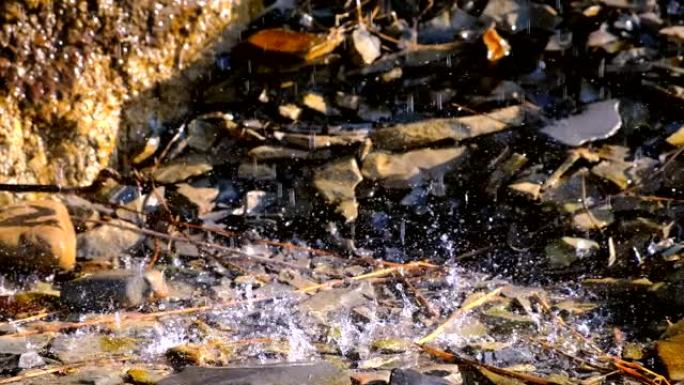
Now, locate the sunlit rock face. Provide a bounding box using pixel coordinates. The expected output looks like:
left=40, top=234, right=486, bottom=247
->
left=0, top=0, right=255, bottom=203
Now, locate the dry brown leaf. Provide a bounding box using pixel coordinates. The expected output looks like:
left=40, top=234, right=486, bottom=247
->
left=483, top=27, right=511, bottom=62
left=247, top=28, right=318, bottom=55
left=246, top=27, right=343, bottom=63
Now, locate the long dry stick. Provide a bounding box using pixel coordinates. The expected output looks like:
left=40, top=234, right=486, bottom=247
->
left=417, top=286, right=503, bottom=344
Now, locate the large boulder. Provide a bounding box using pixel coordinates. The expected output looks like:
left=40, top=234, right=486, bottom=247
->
left=0, top=199, right=76, bottom=271
left=0, top=0, right=255, bottom=203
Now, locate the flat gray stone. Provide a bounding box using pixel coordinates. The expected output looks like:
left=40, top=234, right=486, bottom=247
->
left=77, top=219, right=143, bottom=261
left=541, top=99, right=621, bottom=146
left=371, top=105, right=525, bottom=150
left=60, top=269, right=166, bottom=311
left=158, top=362, right=350, bottom=385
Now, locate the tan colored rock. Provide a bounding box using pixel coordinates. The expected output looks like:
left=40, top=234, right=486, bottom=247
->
left=313, top=158, right=364, bottom=222
left=0, top=0, right=254, bottom=204
left=371, top=105, right=525, bottom=150
left=657, top=333, right=684, bottom=380
left=667, top=125, right=684, bottom=147
left=0, top=199, right=76, bottom=271
left=362, top=147, right=467, bottom=188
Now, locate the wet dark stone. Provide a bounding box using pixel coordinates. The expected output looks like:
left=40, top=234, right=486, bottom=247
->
left=60, top=270, right=164, bottom=311
left=389, top=369, right=452, bottom=385
left=158, top=362, right=350, bottom=385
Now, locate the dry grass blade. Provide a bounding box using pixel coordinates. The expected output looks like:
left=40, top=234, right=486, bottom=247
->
left=417, top=286, right=503, bottom=344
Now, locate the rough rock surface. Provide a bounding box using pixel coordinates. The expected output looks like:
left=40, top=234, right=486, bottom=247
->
left=60, top=269, right=168, bottom=311
left=0, top=199, right=76, bottom=271
left=0, top=0, right=254, bottom=203
left=371, top=105, right=526, bottom=150
left=362, top=147, right=468, bottom=188
left=313, top=157, right=364, bottom=222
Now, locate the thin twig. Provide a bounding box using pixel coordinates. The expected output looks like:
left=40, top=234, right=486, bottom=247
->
left=417, top=286, right=503, bottom=344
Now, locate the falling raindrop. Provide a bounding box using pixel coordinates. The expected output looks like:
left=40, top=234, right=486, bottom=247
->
left=399, top=219, right=406, bottom=245
left=308, top=131, right=315, bottom=150
left=406, top=94, right=414, bottom=114
left=289, top=189, right=296, bottom=206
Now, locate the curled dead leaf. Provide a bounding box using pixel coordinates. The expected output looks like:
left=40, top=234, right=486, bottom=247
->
left=483, top=27, right=511, bottom=62
left=245, top=27, right=344, bottom=63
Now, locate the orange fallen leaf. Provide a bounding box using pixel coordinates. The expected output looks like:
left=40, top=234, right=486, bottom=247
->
left=483, top=27, right=511, bottom=62
left=247, top=28, right=317, bottom=55
left=246, top=27, right=343, bottom=63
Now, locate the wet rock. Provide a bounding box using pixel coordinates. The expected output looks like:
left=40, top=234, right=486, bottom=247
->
left=352, top=27, right=381, bottom=65
left=174, top=183, right=219, bottom=216
left=358, top=104, right=392, bottom=122
left=601, top=0, right=656, bottom=11
left=70, top=368, right=124, bottom=385
left=371, top=338, right=414, bottom=353
left=0, top=199, right=76, bottom=272
left=187, top=118, right=221, bottom=152
left=152, top=155, right=214, bottom=184
left=666, top=124, right=684, bottom=146
left=389, top=369, right=453, bottom=385
left=238, top=163, right=277, bottom=180
left=302, top=92, right=340, bottom=116
left=482, top=0, right=560, bottom=33
left=350, top=370, right=392, bottom=385
left=0, top=335, right=52, bottom=355
left=166, top=343, right=232, bottom=369
left=362, top=147, right=467, bottom=189
left=313, top=157, right=364, bottom=222
left=572, top=205, right=615, bottom=230
left=279, top=104, right=303, bottom=121
left=244, top=191, right=277, bottom=215
left=158, top=362, right=350, bottom=385
left=591, top=156, right=658, bottom=190
left=50, top=334, right=139, bottom=364
left=60, top=269, right=168, bottom=311
left=77, top=219, right=143, bottom=262
left=335, top=93, right=360, bottom=110
left=299, top=283, right=375, bottom=321
left=657, top=333, right=684, bottom=380
left=127, top=368, right=170, bottom=385
left=540, top=100, right=622, bottom=146
left=0, top=291, right=60, bottom=319
left=18, top=351, right=45, bottom=369
left=371, top=105, right=526, bottom=150
left=587, top=25, right=620, bottom=50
